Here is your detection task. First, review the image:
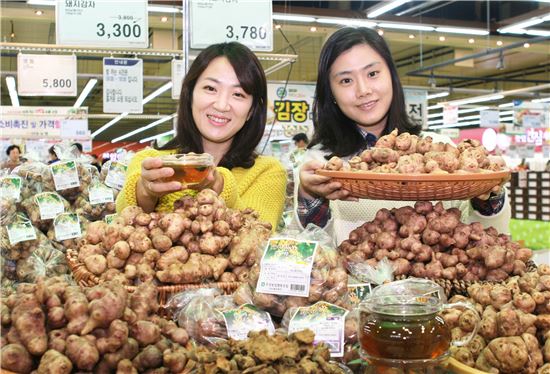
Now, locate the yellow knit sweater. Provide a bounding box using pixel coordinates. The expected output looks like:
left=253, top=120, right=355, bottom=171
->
left=115, top=148, right=287, bottom=230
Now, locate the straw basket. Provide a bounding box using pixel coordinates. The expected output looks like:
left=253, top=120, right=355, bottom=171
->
left=316, top=170, right=510, bottom=201
left=65, top=249, right=241, bottom=307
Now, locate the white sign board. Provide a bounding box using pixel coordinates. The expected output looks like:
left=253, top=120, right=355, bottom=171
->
left=103, top=58, right=143, bottom=114
left=404, top=89, right=427, bottom=129
left=56, top=0, right=148, bottom=48
left=480, top=110, right=500, bottom=128
left=171, top=60, right=185, bottom=100
left=190, top=0, right=273, bottom=51
left=443, top=105, right=459, bottom=126
left=17, top=54, right=77, bottom=97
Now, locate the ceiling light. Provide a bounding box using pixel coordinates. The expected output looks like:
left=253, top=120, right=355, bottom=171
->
left=147, top=5, right=181, bottom=13
left=6, top=77, right=19, bottom=107
left=439, top=36, right=446, bottom=41
left=367, top=0, right=410, bottom=18
left=274, top=24, right=281, bottom=29
left=316, top=18, right=376, bottom=27
left=142, top=82, right=173, bottom=105
left=139, top=130, right=175, bottom=144
left=9, top=20, right=15, bottom=39
left=427, top=106, right=489, bottom=119
left=498, top=102, right=514, bottom=108
left=310, top=26, right=317, bottom=32
left=524, top=43, right=530, bottom=48
left=523, top=29, right=550, bottom=37
left=92, top=113, right=129, bottom=138
left=434, top=26, right=489, bottom=36
left=378, top=22, right=434, bottom=32
left=160, top=16, right=168, bottom=23
left=468, top=38, right=475, bottom=44
left=35, top=10, right=44, bottom=15
left=73, top=78, right=97, bottom=108
left=428, top=104, right=442, bottom=110
left=378, top=29, right=384, bottom=36
left=26, top=0, right=55, bottom=5
left=427, top=91, right=449, bottom=100
left=112, top=113, right=177, bottom=143
left=499, top=15, right=548, bottom=33
left=429, top=121, right=479, bottom=130
left=273, top=14, right=316, bottom=23
left=500, top=110, right=514, bottom=116
left=533, top=97, right=550, bottom=103
left=409, top=34, right=415, bottom=39
left=496, top=40, right=503, bottom=46
left=443, top=94, right=504, bottom=106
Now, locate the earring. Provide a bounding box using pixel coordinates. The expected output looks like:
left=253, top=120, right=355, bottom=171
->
left=332, top=98, right=337, bottom=104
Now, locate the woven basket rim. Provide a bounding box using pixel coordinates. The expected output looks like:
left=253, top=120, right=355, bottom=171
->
left=316, top=169, right=510, bottom=182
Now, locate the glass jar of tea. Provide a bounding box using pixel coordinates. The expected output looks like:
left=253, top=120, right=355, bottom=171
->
left=160, top=153, right=214, bottom=187
left=358, top=279, right=479, bottom=368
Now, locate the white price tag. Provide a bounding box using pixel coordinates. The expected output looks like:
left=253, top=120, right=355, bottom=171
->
left=17, top=54, right=77, bottom=97
left=88, top=184, right=115, bottom=205
left=171, top=60, right=185, bottom=100
left=443, top=105, right=458, bottom=126
left=103, top=58, right=143, bottom=114
left=480, top=110, right=500, bottom=128
left=35, top=192, right=65, bottom=220
left=56, top=0, right=148, bottom=48
left=54, top=213, right=82, bottom=241
left=190, top=0, right=273, bottom=51
left=221, top=304, right=275, bottom=341
left=256, top=238, right=317, bottom=297
left=7, top=220, right=37, bottom=245
left=0, top=176, right=22, bottom=202
left=104, top=161, right=128, bottom=190
left=50, top=160, right=80, bottom=191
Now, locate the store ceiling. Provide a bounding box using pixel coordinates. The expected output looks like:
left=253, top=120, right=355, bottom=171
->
left=0, top=0, right=549, bottom=143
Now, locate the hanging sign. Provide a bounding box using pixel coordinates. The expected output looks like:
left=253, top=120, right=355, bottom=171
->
left=0, top=106, right=87, bottom=139
left=17, top=54, right=77, bottom=97
left=480, top=110, right=500, bottom=128
left=56, top=0, right=148, bottom=48
left=404, top=89, right=427, bottom=129
left=171, top=60, right=185, bottom=100
left=103, top=58, right=143, bottom=114
left=190, top=0, right=273, bottom=51
left=443, top=105, right=459, bottom=126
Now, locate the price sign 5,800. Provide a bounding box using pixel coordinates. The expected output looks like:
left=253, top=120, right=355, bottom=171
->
left=225, top=25, right=267, bottom=41
left=97, top=23, right=142, bottom=39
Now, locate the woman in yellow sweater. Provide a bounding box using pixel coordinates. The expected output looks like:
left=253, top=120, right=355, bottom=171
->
left=116, top=42, right=287, bottom=229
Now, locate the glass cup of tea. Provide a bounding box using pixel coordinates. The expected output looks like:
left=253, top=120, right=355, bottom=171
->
left=160, top=153, right=214, bottom=188
left=358, top=279, right=479, bottom=368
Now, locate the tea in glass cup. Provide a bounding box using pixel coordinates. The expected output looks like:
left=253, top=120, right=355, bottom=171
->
left=160, top=153, right=214, bottom=187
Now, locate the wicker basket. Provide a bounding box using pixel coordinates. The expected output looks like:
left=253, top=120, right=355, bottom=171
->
left=65, top=249, right=241, bottom=306
left=316, top=170, right=510, bottom=201
left=445, top=357, right=490, bottom=374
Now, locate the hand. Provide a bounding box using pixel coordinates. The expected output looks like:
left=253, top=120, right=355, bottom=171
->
left=138, top=157, right=183, bottom=199
left=193, top=168, right=224, bottom=195
left=299, top=160, right=358, bottom=201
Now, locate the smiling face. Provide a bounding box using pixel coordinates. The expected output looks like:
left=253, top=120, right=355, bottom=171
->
left=192, top=56, right=254, bottom=155
left=329, top=43, right=393, bottom=136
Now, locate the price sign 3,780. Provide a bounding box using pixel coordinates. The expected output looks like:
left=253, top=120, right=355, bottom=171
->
left=96, top=23, right=142, bottom=39
left=225, top=25, right=267, bottom=41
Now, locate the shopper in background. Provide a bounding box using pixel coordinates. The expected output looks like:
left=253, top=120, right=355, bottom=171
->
left=295, top=27, right=510, bottom=244
left=47, top=146, right=59, bottom=165
left=72, top=142, right=83, bottom=157
left=1, top=145, right=23, bottom=171
left=116, top=42, right=287, bottom=229
left=292, top=133, right=309, bottom=150
left=90, top=154, right=102, bottom=172
left=290, top=132, right=309, bottom=168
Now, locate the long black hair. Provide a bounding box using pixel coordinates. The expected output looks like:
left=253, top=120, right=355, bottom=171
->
left=162, top=42, right=267, bottom=169
left=310, top=27, right=420, bottom=157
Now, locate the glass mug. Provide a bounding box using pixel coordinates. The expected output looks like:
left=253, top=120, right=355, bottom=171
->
left=358, top=279, right=479, bottom=367
left=160, top=153, right=214, bottom=188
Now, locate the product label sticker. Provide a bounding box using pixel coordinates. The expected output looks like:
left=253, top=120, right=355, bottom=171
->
left=54, top=212, right=82, bottom=241
left=347, top=283, right=372, bottom=308
left=50, top=160, right=80, bottom=191
left=0, top=176, right=22, bottom=201
left=256, top=238, right=317, bottom=297
left=88, top=183, right=115, bottom=205
left=104, top=213, right=117, bottom=225
left=105, top=161, right=128, bottom=190
left=7, top=216, right=36, bottom=245
left=35, top=192, right=65, bottom=220
left=221, top=304, right=275, bottom=341
left=288, top=301, right=348, bottom=358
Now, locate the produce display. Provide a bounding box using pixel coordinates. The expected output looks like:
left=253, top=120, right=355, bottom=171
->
left=340, top=202, right=532, bottom=281
left=323, top=130, right=505, bottom=174
left=185, top=329, right=347, bottom=373
left=69, top=189, right=272, bottom=285
left=445, top=264, right=550, bottom=373
left=0, top=278, right=190, bottom=373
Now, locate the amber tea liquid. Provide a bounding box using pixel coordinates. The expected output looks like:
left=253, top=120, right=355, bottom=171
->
left=164, top=164, right=210, bottom=184
left=359, top=306, right=451, bottom=361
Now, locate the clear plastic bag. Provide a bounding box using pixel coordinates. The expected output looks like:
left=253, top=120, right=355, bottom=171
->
left=73, top=170, right=116, bottom=221
left=15, top=244, right=69, bottom=283
left=167, top=288, right=236, bottom=345
left=12, top=161, right=48, bottom=201
left=20, top=189, right=71, bottom=233
left=46, top=213, right=88, bottom=253
left=347, top=257, right=394, bottom=285
left=0, top=213, right=50, bottom=261
left=247, top=224, right=348, bottom=317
